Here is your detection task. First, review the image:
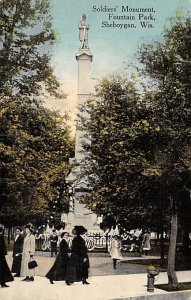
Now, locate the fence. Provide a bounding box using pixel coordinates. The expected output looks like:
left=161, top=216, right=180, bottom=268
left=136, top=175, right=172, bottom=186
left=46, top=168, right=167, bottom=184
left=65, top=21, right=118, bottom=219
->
left=35, top=232, right=143, bottom=253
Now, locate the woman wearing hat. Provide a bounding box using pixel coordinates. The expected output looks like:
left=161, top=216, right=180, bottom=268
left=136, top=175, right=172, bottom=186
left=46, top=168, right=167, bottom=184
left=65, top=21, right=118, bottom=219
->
left=20, top=224, right=36, bottom=282
left=68, top=226, right=90, bottom=285
left=46, top=231, right=70, bottom=285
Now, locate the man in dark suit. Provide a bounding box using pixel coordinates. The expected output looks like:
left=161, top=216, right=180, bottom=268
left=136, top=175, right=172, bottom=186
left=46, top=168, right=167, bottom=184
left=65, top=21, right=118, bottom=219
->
left=50, top=229, right=58, bottom=257
left=11, top=227, right=24, bottom=277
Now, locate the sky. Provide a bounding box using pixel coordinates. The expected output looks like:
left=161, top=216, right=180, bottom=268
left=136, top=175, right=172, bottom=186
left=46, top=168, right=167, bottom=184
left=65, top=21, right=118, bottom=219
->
left=44, top=0, right=191, bottom=133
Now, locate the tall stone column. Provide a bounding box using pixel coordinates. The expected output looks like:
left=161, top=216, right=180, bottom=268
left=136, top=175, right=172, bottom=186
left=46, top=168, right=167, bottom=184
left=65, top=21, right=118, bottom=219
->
left=75, top=48, right=92, bottom=160
left=65, top=15, right=99, bottom=232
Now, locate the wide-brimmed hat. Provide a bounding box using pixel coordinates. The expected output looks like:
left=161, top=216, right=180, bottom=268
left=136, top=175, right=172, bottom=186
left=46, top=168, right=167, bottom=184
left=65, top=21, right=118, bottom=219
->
left=25, top=223, right=34, bottom=232
left=72, top=225, right=87, bottom=235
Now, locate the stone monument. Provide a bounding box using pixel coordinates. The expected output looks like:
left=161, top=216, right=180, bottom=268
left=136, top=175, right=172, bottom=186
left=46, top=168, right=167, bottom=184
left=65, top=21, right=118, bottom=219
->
left=63, top=15, right=99, bottom=232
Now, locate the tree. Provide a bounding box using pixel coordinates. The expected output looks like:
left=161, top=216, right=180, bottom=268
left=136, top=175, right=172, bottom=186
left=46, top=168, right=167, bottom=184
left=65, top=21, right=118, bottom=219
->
left=80, top=13, right=191, bottom=288
left=138, top=14, right=191, bottom=286
left=0, top=0, right=74, bottom=226
left=79, top=76, right=168, bottom=230
left=0, top=0, right=62, bottom=99
left=0, top=97, right=74, bottom=225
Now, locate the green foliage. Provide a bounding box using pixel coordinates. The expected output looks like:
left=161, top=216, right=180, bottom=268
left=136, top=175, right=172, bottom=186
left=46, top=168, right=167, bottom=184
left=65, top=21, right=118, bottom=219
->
left=138, top=13, right=191, bottom=285
left=138, top=15, right=191, bottom=197
left=0, top=0, right=74, bottom=226
left=0, top=0, right=63, bottom=99
left=79, top=15, right=191, bottom=231
left=80, top=76, right=165, bottom=229
left=0, top=97, right=74, bottom=225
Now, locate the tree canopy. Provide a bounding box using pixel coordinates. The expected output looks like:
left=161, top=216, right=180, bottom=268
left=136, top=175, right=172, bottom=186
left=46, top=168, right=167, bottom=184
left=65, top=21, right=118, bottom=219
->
left=0, top=0, right=62, bottom=99
left=79, top=14, right=191, bottom=286
left=137, top=13, right=191, bottom=228
left=0, top=0, right=74, bottom=226
left=138, top=14, right=191, bottom=285
left=0, top=97, right=74, bottom=226
left=79, top=76, right=168, bottom=230
left=80, top=14, right=191, bottom=231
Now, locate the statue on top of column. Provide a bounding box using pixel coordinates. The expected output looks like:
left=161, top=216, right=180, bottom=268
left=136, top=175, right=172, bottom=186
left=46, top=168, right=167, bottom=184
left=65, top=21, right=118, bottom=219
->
left=79, top=14, right=89, bottom=49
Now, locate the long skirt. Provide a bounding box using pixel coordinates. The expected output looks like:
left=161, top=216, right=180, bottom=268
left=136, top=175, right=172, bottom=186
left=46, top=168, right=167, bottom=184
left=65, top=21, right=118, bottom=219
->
left=11, top=254, right=22, bottom=274
left=20, top=252, right=35, bottom=277
left=67, top=253, right=89, bottom=282
left=46, top=253, right=68, bottom=281
left=0, top=255, right=14, bottom=284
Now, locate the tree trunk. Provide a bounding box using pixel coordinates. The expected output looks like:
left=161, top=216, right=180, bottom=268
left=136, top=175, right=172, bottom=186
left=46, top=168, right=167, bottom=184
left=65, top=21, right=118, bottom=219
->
left=167, top=211, right=178, bottom=287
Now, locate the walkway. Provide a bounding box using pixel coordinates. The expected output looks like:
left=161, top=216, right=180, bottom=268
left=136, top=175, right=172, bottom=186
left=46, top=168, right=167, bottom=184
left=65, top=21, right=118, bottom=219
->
left=1, top=253, right=191, bottom=300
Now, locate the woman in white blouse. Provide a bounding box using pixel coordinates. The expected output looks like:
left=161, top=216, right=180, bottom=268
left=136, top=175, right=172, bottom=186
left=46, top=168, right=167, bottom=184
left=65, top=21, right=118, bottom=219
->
left=109, top=235, right=122, bottom=269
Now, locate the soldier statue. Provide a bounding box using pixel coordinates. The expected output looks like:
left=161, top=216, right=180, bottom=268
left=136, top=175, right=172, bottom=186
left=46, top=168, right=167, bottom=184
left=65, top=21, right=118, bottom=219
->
left=79, top=14, right=89, bottom=49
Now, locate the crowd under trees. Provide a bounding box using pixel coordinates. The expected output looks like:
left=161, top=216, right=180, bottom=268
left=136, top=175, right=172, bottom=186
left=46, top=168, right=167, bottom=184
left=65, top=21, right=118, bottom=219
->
left=0, top=0, right=190, bottom=288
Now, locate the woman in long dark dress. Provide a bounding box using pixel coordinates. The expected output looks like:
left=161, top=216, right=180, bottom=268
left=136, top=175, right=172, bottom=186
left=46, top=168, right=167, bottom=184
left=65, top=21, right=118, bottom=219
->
left=0, top=226, right=14, bottom=288
left=46, top=232, right=70, bottom=285
left=68, top=226, right=90, bottom=285
left=11, top=227, right=24, bottom=277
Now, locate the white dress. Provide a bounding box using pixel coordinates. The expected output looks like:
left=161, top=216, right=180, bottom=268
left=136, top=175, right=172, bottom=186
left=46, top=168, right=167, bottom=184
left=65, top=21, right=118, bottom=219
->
left=109, top=239, right=122, bottom=260
left=20, top=234, right=36, bottom=277
left=142, top=233, right=151, bottom=251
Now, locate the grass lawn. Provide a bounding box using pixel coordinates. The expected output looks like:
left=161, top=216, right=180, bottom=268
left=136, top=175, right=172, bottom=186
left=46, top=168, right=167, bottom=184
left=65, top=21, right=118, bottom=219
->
left=155, top=282, right=191, bottom=292
left=122, top=258, right=167, bottom=271
left=124, top=257, right=191, bottom=272
left=122, top=256, right=191, bottom=292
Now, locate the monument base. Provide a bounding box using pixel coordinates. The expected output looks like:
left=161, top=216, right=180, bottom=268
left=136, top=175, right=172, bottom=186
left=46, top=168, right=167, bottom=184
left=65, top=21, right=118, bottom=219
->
left=63, top=198, right=100, bottom=233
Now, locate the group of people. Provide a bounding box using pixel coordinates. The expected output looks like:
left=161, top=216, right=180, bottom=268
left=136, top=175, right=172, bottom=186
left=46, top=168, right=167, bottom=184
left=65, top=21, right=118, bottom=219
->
left=109, top=230, right=151, bottom=269
left=0, top=224, right=90, bottom=288
left=0, top=223, right=151, bottom=288
left=0, top=223, right=35, bottom=287
left=46, top=225, right=90, bottom=285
